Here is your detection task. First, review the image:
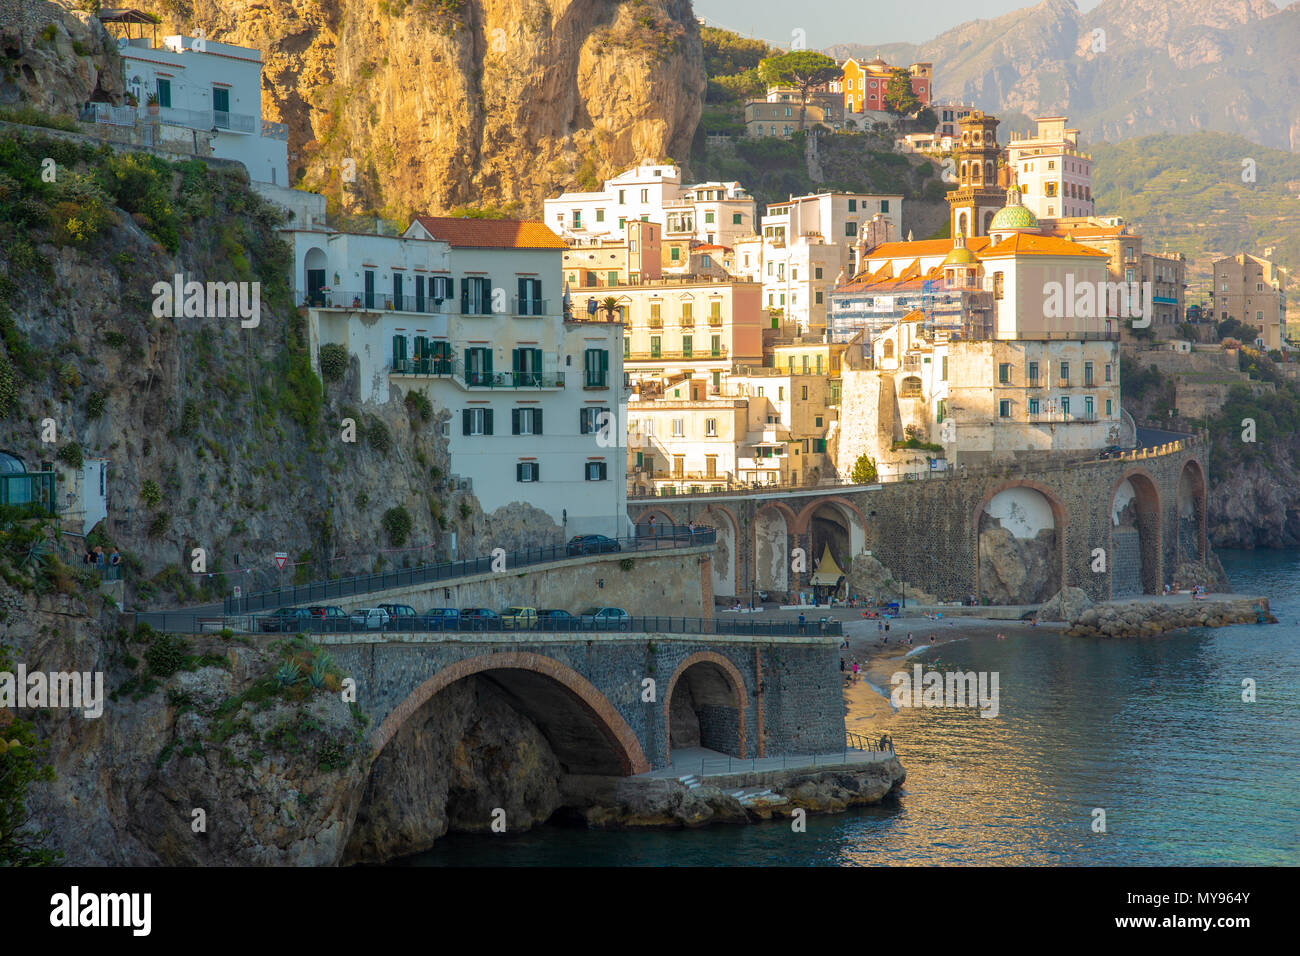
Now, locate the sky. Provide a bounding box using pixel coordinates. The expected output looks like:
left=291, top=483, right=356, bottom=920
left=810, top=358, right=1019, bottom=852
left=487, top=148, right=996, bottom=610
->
left=693, top=0, right=1153, bottom=47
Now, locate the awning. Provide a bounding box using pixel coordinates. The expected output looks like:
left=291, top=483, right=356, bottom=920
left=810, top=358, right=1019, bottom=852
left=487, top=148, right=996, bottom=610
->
left=809, top=544, right=845, bottom=587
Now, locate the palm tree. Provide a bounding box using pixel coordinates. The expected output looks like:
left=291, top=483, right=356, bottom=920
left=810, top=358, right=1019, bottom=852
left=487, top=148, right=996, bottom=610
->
left=600, top=296, right=621, bottom=322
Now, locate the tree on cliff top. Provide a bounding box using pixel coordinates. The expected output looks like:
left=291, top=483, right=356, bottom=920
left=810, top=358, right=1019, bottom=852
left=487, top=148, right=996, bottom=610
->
left=883, top=69, right=921, bottom=121
left=0, top=647, right=60, bottom=866
left=850, top=454, right=878, bottom=484
left=757, top=51, right=839, bottom=131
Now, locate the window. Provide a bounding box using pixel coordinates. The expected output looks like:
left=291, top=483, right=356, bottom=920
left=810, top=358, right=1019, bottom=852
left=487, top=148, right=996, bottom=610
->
left=999, top=399, right=1011, bottom=418
left=937, top=399, right=946, bottom=423
left=1027, top=360, right=1039, bottom=384
left=681, top=335, right=692, bottom=357
left=711, top=335, right=721, bottom=356
left=778, top=386, right=785, bottom=400
left=584, top=348, right=609, bottom=388
left=511, top=347, right=542, bottom=385
left=1060, top=397, right=1070, bottom=415
left=941, top=355, right=948, bottom=381
left=1084, top=396, right=1095, bottom=418
left=801, top=385, right=809, bottom=400
left=511, top=407, right=543, bottom=435
left=1059, top=361, right=1070, bottom=384
left=640, top=188, right=648, bottom=202
left=607, top=271, right=618, bottom=286
left=732, top=213, right=742, bottom=225
left=1084, top=361, right=1094, bottom=386
left=516, top=462, right=540, bottom=482
left=650, top=335, right=661, bottom=358
left=880, top=200, right=889, bottom=213
left=579, top=406, right=610, bottom=434
left=671, top=418, right=684, bottom=437
left=815, top=416, right=823, bottom=427
left=1106, top=398, right=1113, bottom=416
left=464, top=346, right=493, bottom=386
left=845, top=222, right=858, bottom=237
left=516, top=277, right=543, bottom=315
left=595, top=209, right=604, bottom=223
left=848, top=199, right=857, bottom=212
left=998, top=362, right=1011, bottom=384
left=430, top=276, right=453, bottom=300
left=618, top=189, right=625, bottom=204
left=815, top=291, right=823, bottom=305
left=461, top=407, right=493, bottom=435
left=670, top=247, right=680, bottom=262
left=623, top=337, right=630, bottom=358
left=705, top=211, right=715, bottom=224
left=705, top=418, right=717, bottom=437
left=1028, top=398, right=1040, bottom=415
left=993, top=272, right=1004, bottom=300
left=156, top=78, right=172, bottom=108
left=461, top=277, right=492, bottom=315
left=585, top=461, right=608, bottom=481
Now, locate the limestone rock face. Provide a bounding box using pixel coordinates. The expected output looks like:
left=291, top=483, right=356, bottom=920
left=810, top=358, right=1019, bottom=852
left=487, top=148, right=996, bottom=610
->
left=0, top=1, right=125, bottom=113
left=1037, top=586, right=1092, bottom=623
left=846, top=553, right=937, bottom=606
left=132, top=0, right=706, bottom=216
left=978, top=525, right=1057, bottom=605
left=343, top=676, right=563, bottom=863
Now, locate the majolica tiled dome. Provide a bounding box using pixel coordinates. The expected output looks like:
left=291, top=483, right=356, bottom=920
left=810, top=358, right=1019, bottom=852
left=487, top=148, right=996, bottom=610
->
left=989, top=202, right=1039, bottom=232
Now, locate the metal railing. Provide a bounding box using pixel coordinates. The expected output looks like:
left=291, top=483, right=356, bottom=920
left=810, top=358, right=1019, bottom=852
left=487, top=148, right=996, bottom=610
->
left=513, top=297, right=548, bottom=316
left=627, top=348, right=729, bottom=361
left=145, top=608, right=842, bottom=638
left=221, top=529, right=715, bottom=614
left=307, top=290, right=454, bottom=314
left=156, top=105, right=256, bottom=134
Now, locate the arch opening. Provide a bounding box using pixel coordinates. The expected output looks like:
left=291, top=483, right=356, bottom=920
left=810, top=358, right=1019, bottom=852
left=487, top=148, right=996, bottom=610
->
left=667, top=659, right=745, bottom=758
left=753, top=507, right=790, bottom=596
left=1111, top=473, right=1161, bottom=596
left=697, top=506, right=738, bottom=600
left=1177, top=461, right=1206, bottom=563
left=978, top=486, right=1062, bottom=604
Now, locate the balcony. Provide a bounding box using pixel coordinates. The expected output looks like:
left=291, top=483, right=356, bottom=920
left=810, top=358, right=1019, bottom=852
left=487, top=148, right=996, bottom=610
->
left=1058, top=378, right=1071, bottom=388
left=647, top=317, right=664, bottom=329
left=707, top=316, right=723, bottom=327
left=679, top=317, right=695, bottom=328
left=304, top=289, right=455, bottom=314
left=160, top=105, right=256, bottom=134
left=627, top=348, right=729, bottom=362
left=463, top=367, right=565, bottom=389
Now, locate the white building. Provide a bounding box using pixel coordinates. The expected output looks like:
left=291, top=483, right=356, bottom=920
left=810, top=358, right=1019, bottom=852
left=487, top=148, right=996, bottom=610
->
left=1006, top=116, right=1094, bottom=221
left=110, top=28, right=288, bottom=186
left=760, top=192, right=903, bottom=332
left=285, top=217, right=627, bottom=538
left=544, top=162, right=756, bottom=251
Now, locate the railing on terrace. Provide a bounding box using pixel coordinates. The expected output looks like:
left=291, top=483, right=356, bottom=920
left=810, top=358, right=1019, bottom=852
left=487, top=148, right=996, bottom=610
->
left=627, top=348, right=729, bottom=361
left=306, top=290, right=455, bottom=314
left=79, top=103, right=136, bottom=127
left=221, top=529, right=715, bottom=614
left=156, top=105, right=256, bottom=134
left=133, top=610, right=843, bottom=639
left=628, top=435, right=1202, bottom=498
left=389, top=358, right=565, bottom=389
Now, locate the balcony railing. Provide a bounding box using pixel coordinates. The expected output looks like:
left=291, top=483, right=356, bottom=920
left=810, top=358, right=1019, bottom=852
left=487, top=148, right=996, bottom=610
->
left=158, top=105, right=256, bottom=134
left=465, top=368, right=565, bottom=389
left=647, top=318, right=664, bottom=329
left=513, top=297, right=548, bottom=316
left=627, top=348, right=729, bottom=361
left=305, top=289, right=455, bottom=314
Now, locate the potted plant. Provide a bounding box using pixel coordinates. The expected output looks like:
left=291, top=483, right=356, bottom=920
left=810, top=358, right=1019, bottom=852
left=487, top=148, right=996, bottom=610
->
left=125, top=93, right=139, bottom=108
left=146, top=91, right=159, bottom=115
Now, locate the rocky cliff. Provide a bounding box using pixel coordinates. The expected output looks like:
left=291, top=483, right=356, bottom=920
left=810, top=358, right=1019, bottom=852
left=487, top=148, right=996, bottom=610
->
left=0, top=0, right=125, bottom=114
left=125, top=0, right=705, bottom=217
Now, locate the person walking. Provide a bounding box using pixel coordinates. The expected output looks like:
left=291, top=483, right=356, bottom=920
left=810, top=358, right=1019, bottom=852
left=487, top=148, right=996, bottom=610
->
left=852, top=660, right=860, bottom=682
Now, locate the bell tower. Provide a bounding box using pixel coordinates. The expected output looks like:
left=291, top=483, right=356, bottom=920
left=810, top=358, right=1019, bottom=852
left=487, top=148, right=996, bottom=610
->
left=946, top=111, right=1006, bottom=239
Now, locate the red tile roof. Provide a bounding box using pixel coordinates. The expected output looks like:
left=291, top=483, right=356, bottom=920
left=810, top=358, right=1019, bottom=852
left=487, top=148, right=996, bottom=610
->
left=411, top=216, right=568, bottom=249
left=981, top=234, right=1109, bottom=258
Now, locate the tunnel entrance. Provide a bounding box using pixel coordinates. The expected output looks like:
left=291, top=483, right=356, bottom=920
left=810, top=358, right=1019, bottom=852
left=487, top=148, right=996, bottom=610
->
left=667, top=659, right=744, bottom=758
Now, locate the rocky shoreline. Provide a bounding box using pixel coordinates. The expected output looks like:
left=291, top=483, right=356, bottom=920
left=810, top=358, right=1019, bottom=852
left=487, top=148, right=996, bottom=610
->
left=1063, top=596, right=1274, bottom=638
left=561, top=758, right=906, bottom=829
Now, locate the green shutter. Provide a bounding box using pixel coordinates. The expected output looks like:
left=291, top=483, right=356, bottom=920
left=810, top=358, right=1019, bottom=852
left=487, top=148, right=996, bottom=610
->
left=516, top=462, right=524, bottom=482
left=462, top=409, right=471, bottom=435
left=534, top=409, right=543, bottom=434
left=483, top=409, right=493, bottom=434
left=460, top=279, right=469, bottom=314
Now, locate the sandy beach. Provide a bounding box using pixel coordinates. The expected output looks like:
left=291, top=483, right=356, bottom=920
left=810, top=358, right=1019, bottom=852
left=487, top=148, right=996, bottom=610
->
left=833, top=614, right=1066, bottom=735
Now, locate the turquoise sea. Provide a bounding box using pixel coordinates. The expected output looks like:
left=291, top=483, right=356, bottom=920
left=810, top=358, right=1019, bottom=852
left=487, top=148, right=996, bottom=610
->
left=399, top=549, right=1300, bottom=866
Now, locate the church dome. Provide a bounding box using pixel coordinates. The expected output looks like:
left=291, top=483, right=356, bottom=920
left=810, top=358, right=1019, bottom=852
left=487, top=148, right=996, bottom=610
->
left=989, top=187, right=1039, bottom=233
left=943, top=245, right=978, bottom=267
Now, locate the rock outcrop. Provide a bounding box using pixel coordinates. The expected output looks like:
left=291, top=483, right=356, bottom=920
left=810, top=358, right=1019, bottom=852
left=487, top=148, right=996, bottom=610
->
left=0, top=0, right=125, bottom=114
left=1064, top=596, right=1274, bottom=638
left=977, top=525, right=1058, bottom=605
left=1036, top=586, right=1092, bottom=623
left=846, top=552, right=938, bottom=605
left=128, top=0, right=706, bottom=217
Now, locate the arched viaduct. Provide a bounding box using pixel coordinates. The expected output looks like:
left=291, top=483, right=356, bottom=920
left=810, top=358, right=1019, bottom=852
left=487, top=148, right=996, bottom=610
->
left=632, top=438, right=1210, bottom=606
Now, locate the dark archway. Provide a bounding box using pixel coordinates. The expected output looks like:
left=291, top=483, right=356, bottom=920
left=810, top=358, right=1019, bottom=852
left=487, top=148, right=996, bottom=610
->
left=1110, top=471, right=1162, bottom=597
left=1177, top=460, right=1207, bottom=563
left=664, top=652, right=748, bottom=762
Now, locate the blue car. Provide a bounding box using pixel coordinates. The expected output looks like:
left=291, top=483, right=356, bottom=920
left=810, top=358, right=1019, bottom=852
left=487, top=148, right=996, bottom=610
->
left=423, top=608, right=460, bottom=630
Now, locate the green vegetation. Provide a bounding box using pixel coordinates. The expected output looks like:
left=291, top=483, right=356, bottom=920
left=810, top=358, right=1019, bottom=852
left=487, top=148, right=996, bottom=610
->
left=319, top=343, right=348, bottom=382
left=883, top=69, right=921, bottom=118
left=404, top=389, right=433, bottom=423
left=445, top=203, right=522, bottom=219
left=756, top=51, right=839, bottom=132
left=55, top=443, right=83, bottom=469
left=381, top=506, right=412, bottom=547
left=1091, top=132, right=1300, bottom=294
left=0, top=647, right=60, bottom=865
left=850, top=454, right=878, bottom=484
left=140, top=479, right=162, bottom=507
left=891, top=437, right=943, bottom=452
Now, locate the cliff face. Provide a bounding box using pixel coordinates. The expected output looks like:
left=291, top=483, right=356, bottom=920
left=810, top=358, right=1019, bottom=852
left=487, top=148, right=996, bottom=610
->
left=0, top=0, right=125, bottom=112
left=132, top=0, right=705, bottom=217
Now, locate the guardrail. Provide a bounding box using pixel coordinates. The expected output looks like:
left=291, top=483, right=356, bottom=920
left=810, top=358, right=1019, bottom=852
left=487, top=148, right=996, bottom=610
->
left=221, top=530, right=715, bottom=614
left=133, top=608, right=841, bottom=638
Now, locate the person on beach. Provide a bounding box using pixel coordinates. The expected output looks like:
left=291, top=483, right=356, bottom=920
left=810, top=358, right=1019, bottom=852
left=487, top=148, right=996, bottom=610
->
left=840, top=658, right=845, bottom=672
left=852, top=660, right=859, bottom=682
left=907, top=633, right=913, bottom=645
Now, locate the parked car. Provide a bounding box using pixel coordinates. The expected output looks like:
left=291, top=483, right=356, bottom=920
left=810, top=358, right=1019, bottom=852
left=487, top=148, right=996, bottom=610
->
left=581, top=607, right=631, bottom=630
left=307, top=605, right=349, bottom=631
left=460, top=608, right=501, bottom=630
left=423, top=608, right=460, bottom=630
left=500, top=606, right=538, bottom=630
left=350, top=607, right=391, bottom=630
left=566, top=534, right=621, bottom=556
left=379, top=603, right=419, bottom=627
left=1098, top=444, right=1123, bottom=460
left=537, top=609, right=578, bottom=629
left=259, top=607, right=312, bottom=633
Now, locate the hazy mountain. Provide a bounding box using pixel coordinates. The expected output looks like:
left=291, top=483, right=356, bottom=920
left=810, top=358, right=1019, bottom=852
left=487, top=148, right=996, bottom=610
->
left=828, top=0, right=1300, bottom=152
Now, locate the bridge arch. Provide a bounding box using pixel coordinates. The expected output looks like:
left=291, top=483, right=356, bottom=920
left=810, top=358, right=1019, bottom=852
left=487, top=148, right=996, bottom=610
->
left=973, top=481, right=1068, bottom=604
left=664, top=651, right=748, bottom=763
left=373, top=652, right=651, bottom=775
left=1110, top=469, right=1162, bottom=596
left=753, top=501, right=797, bottom=597
left=633, top=506, right=679, bottom=538
left=1176, top=459, right=1207, bottom=564
left=694, top=504, right=740, bottom=599
left=793, top=496, right=869, bottom=594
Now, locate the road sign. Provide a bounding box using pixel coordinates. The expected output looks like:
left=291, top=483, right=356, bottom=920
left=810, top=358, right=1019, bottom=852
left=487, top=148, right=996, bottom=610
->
left=233, top=586, right=242, bottom=599
left=273, top=552, right=288, bottom=569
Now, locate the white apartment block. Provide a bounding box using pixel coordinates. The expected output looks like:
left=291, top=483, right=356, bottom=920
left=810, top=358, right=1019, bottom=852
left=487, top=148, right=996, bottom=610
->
left=1006, top=116, right=1094, bottom=221
left=285, top=217, right=627, bottom=538
left=761, top=192, right=902, bottom=332
left=544, top=162, right=756, bottom=251
left=105, top=27, right=288, bottom=186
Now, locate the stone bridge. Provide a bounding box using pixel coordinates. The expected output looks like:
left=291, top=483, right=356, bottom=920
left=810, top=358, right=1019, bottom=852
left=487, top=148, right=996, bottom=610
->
left=321, top=630, right=844, bottom=774
left=631, top=436, right=1210, bottom=606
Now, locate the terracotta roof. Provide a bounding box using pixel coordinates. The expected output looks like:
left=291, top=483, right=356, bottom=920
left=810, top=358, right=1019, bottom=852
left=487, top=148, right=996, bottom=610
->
left=865, top=237, right=992, bottom=260
left=411, top=216, right=567, bottom=249
left=1048, top=225, right=1139, bottom=241
left=981, top=234, right=1109, bottom=258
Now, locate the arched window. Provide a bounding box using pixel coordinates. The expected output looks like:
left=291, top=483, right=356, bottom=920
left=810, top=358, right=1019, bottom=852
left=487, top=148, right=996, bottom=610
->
left=883, top=339, right=895, bottom=359
left=958, top=212, right=969, bottom=236
left=983, top=210, right=994, bottom=233
left=986, top=161, right=994, bottom=182
left=972, top=163, right=981, bottom=183
left=960, top=162, right=968, bottom=183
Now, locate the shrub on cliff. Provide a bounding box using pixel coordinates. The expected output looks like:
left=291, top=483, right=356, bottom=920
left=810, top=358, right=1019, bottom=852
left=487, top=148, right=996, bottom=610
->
left=0, top=354, right=14, bottom=418
left=381, top=506, right=412, bottom=547
left=0, top=648, right=60, bottom=865
left=850, top=454, right=878, bottom=484
left=319, top=344, right=348, bottom=382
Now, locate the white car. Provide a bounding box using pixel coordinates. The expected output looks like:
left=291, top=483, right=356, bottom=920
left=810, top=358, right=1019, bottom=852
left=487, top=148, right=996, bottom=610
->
left=350, top=607, right=391, bottom=630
